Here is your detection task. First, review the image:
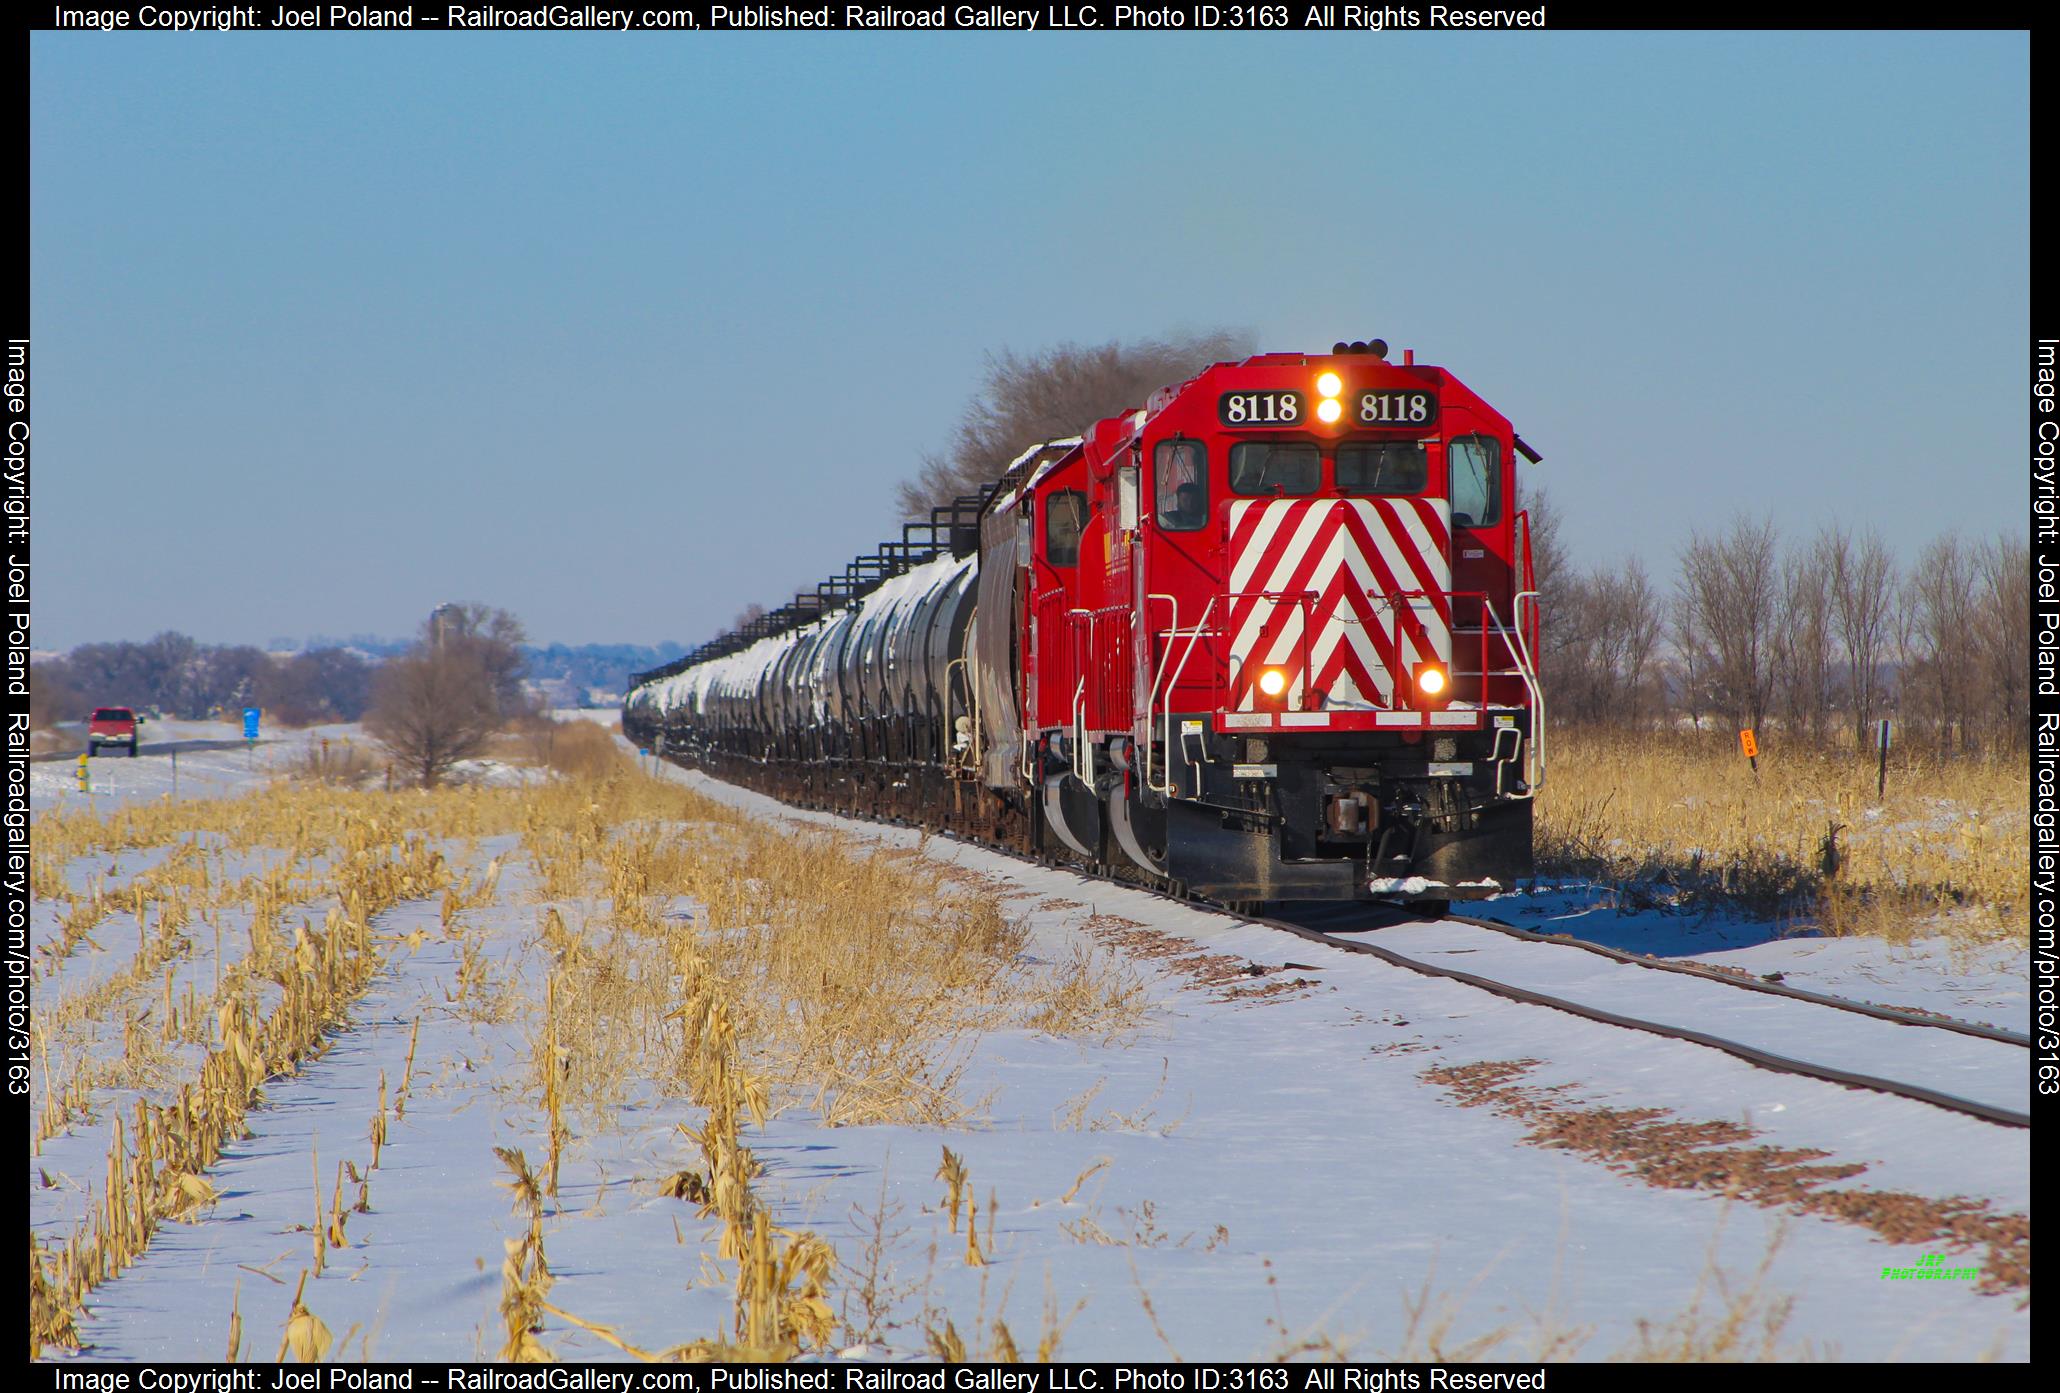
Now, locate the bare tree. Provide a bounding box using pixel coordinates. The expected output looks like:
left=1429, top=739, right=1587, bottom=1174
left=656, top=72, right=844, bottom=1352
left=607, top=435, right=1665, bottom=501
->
left=28, top=662, right=81, bottom=729
left=1669, top=596, right=1710, bottom=732
left=897, top=331, right=1254, bottom=516
left=1548, top=558, right=1663, bottom=728
left=1521, top=483, right=1567, bottom=599
left=1975, top=533, right=2030, bottom=750
left=368, top=603, right=530, bottom=785
left=1677, top=516, right=1780, bottom=733
left=366, top=646, right=500, bottom=787
left=419, top=603, right=530, bottom=718
left=1519, top=485, right=1577, bottom=689
left=258, top=647, right=375, bottom=725
left=1773, top=533, right=1836, bottom=743
left=1826, top=527, right=1897, bottom=750
left=1900, top=535, right=1978, bottom=752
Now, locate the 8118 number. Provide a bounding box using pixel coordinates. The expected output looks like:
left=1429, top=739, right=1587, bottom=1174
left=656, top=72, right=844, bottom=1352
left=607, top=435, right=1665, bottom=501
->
left=1219, top=391, right=1302, bottom=425
left=1357, top=390, right=1437, bottom=425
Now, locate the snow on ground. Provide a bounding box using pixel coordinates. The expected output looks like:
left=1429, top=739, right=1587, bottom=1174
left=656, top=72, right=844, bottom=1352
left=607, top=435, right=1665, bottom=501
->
left=41, top=762, right=2030, bottom=1364
left=1275, top=917, right=2026, bottom=1117
left=30, top=720, right=363, bottom=810
left=1469, top=885, right=2030, bottom=1035
left=29, top=720, right=547, bottom=812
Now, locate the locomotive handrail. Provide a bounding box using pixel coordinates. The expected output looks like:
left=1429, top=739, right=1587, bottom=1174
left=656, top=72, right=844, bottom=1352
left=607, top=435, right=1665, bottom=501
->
left=1072, top=676, right=1089, bottom=785
left=1362, top=588, right=1474, bottom=711
left=1481, top=592, right=1544, bottom=793
left=1221, top=588, right=1317, bottom=712
left=1068, top=608, right=1094, bottom=786
left=1140, top=593, right=1181, bottom=793
left=1144, top=592, right=1221, bottom=798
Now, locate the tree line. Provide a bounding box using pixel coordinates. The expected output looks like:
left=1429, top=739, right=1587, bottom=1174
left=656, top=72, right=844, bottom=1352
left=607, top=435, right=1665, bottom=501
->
left=31, top=636, right=375, bottom=727
left=1532, top=499, right=2028, bottom=754
left=32, top=604, right=539, bottom=787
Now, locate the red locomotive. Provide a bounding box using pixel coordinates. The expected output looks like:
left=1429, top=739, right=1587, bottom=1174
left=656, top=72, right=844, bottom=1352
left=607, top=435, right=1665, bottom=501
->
left=626, top=339, right=1542, bottom=910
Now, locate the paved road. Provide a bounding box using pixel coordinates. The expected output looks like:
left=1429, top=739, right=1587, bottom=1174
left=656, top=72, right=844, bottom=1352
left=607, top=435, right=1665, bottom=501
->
left=31, top=738, right=262, bottom=763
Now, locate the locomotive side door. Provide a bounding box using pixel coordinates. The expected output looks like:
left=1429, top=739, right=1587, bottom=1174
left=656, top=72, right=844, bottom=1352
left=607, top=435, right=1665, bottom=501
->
left=1141, top=435, right=1224, bottom=726
left=1027, top=464, right=1091, bottom=737
left=1441, top=408, right=1516, bottom=704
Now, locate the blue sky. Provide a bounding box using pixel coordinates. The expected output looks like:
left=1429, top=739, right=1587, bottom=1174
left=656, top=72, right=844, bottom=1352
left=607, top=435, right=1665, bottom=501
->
left=31, top=30, right=2029, bottom=649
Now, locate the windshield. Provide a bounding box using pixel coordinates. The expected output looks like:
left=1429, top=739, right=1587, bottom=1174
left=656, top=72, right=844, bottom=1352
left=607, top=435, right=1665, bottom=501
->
left=1228, top=442, right=1320, bottom=496
left=1045, top=490, right=1087, bottom=567
left=1336, top=441, right=1427, bottom=495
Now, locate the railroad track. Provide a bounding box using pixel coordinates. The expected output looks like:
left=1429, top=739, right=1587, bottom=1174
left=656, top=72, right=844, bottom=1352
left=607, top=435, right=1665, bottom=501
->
left=669, top=763, right=2034, bottom=1132
left=1254, top=907, right=2031, bottom=1130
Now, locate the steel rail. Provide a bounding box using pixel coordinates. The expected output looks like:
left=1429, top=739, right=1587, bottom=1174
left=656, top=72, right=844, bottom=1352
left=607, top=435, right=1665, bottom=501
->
left=1243, top=911, right=2031, bottom=1131
left=1441, top=911, right=2033, bottom=1048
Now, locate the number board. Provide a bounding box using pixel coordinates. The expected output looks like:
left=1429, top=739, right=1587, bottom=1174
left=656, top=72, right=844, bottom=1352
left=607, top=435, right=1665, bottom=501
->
left=1356, top=390, right=1438, bottom=426
left=1218, top=391, right=1303, bottom=426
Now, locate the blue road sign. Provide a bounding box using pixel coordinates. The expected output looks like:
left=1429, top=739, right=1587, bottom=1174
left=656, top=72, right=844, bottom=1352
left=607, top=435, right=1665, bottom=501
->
left=243, top=707, right=261, bottom=741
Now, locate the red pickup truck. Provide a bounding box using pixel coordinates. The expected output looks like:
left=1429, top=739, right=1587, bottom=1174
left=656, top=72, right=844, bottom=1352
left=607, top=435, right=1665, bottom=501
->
left=88, top=707, right=140, bottom=757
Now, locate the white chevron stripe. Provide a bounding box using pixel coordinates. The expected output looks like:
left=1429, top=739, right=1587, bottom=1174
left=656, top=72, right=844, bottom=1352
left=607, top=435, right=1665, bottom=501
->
left=1227, top=501, right=1329, bottom=668
left=1227, top=498, right=1453, bottom=711
left=1228, top=501, right=1292, bottom=593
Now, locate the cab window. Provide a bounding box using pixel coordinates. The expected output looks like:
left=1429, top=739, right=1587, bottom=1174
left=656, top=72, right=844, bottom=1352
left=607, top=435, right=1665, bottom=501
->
left=1336, top=441, right=1427, bottom=495
left=1448, top=436, right=1501, bottom=526
left=1154, top=440, right=1208, bottom=531
left=1228, top=442, right=1319, bottom=496
left=1045, top=490, right=1087, bottom=567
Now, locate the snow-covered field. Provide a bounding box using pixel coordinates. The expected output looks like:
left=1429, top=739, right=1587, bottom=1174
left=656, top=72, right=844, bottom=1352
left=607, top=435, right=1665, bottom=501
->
left=29, top=738, right=2029, bottom=1363
left=28, top=715, right=582, bottom=812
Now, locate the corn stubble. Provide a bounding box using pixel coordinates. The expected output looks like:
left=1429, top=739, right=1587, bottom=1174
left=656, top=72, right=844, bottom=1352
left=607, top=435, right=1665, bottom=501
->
left=31, top=743, right=1147, bottom=1362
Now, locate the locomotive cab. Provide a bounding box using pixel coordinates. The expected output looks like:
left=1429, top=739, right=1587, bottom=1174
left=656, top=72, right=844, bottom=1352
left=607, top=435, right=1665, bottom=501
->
left=1019, top=342, right=1542, bottom=905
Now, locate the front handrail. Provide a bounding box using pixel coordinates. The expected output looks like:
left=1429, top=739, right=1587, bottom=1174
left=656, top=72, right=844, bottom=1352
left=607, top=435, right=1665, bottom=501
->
left=1481, top=592, right=1544, bottom=793
left=1360, top=589, right=1469, bottom=710
left=1071, top=675, right=1089, bottom=784
left=1144, top=592, right=1219, bottom=798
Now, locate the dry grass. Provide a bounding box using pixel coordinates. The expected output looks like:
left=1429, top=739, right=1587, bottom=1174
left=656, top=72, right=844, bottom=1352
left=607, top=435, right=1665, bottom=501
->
left=286, top=737, right=383, bottom=788
left=550, top=819, right=1151, bottom=1130
left=1536, top=730, right=2028, bottom=944
left=493, top=718, right=638, bottom=782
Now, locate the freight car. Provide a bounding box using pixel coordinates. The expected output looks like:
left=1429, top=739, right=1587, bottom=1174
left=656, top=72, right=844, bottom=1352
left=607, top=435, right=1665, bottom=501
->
left=624, top=340, right=1543, bottom=909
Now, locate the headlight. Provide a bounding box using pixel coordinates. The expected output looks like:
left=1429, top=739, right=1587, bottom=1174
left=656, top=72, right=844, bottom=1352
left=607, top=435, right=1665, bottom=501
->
left=1257, top=667, right=1289, bottom=698
left=1413, top=662, right=1449, bottom=705
left=1316, top=371, right=1343, bottom=398
left=1315, top=398, right=1343, bottom=424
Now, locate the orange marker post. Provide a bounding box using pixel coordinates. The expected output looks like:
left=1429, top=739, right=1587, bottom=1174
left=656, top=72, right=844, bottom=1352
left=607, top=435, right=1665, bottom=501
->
left=1739, top=728, right=1759, bottom=775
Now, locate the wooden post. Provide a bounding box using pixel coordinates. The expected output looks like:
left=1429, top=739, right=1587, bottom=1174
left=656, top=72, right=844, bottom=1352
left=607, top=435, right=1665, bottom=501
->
left=1876, top=719, right=1891, bottom=800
